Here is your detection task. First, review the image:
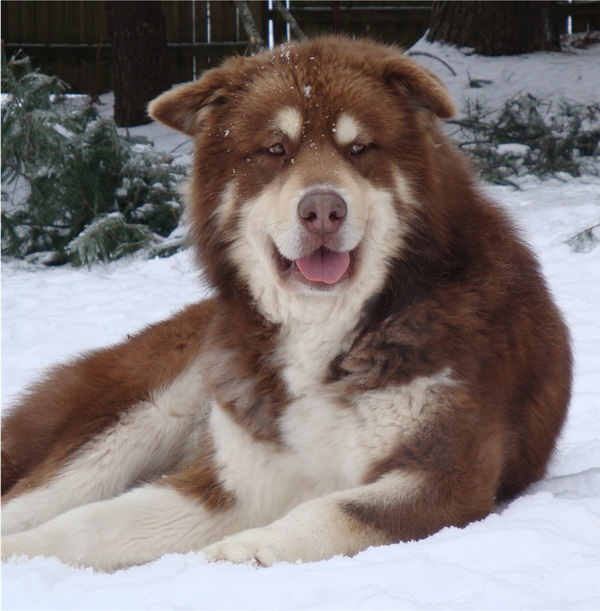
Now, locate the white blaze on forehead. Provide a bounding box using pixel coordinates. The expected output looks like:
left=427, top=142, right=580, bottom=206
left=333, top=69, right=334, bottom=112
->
left=273, top=106, right=302, bottom=141
left=333, top=112, right=364, bottom=146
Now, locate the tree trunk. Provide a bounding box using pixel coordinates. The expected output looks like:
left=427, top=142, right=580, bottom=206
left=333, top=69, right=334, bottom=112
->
left=105, top=1, right=170, bottom=127
left=427, top=1, right=561, bottom=56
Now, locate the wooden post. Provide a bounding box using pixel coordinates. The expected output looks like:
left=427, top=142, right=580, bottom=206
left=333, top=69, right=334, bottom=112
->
left=105, top=1, right=171, bottom=126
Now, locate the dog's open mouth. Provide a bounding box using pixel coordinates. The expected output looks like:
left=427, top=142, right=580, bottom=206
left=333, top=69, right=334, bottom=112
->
left=275, top=245, right=355, bottom=287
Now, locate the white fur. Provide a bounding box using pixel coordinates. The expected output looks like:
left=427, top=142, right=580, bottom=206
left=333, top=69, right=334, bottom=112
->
left=207, top=369, right=455, bottom=537
left=334, top=112, right=365, bottom=146
left=201, top=471, right=419, bottom=566
left=2, top=468, right=420, bottom=571
left=273, top=106, right=303, bottom=142
left=2, top=486, right=236, bottom=571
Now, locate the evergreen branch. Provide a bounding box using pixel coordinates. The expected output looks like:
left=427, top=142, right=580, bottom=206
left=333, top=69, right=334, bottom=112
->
left=2, top=51, right=186, bottom=265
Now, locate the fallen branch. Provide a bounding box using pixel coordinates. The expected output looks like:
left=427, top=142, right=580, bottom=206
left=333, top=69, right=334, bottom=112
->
left=235, top=0, right=267, bottom=54
left=407, top=51, right=457, bottom=76
left=274, top=1, right=308, bottom=41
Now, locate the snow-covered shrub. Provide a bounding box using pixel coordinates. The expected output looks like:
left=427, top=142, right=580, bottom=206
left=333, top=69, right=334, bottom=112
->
left=452, top=94, right=600, bottom=186
left=1, top=52, right=185, bottom=265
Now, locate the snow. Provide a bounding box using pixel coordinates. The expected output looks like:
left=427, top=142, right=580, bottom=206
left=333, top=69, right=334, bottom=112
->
left=409, top=36, right=600, bottom=110
left=496, top=142, right=531, bottom=156
left=2, top=39, right=600, bottom=610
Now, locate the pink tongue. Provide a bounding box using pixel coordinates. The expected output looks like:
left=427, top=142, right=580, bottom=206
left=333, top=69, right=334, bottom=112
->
left=296, top=248, right=350, bottom=284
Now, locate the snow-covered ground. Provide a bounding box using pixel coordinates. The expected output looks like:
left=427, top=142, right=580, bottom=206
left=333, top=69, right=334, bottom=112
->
left=2, top=39, right=600, bottom=610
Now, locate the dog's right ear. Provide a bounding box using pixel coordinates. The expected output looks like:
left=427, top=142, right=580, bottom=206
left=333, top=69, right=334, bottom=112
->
left=380, top=52, right=456, bottom=120
left=148, top=68, right=228, bottom=137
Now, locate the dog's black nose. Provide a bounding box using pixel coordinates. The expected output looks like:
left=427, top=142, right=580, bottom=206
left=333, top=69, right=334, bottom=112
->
left=298, top=191, right=347, bottom=236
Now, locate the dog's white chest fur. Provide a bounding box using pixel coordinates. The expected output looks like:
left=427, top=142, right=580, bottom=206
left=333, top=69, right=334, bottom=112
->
left=278, top=298, right=358, bottom=396
left=207, top=305, right=450, bottom=528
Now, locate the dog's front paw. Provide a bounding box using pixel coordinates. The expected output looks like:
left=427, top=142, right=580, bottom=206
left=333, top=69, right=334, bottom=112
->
left=202, top=527, right=290, bottom=567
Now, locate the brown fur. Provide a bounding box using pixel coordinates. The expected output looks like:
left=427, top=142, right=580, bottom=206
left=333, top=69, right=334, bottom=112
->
left=2, top=301, right=215, bottom=497
left=2, top=37, right=572, bottom=561
left=160, top=443, right=236, bottom=512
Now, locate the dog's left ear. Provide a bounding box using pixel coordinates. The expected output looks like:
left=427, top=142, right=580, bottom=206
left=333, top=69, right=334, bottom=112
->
left=148, top=67, right=229, bottom=136
left=382, top=55, right=456, bottom=120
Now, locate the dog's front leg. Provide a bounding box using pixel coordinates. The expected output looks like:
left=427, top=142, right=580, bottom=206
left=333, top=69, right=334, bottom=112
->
left=200, top=475, right=404, bottom=566
left=201, top=467, right=495, bottom=567
left=2, top=483, right=238, bottom=572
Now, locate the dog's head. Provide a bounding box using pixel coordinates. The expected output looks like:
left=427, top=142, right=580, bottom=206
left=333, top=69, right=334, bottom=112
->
left=149, top=37, right=456, bottom=323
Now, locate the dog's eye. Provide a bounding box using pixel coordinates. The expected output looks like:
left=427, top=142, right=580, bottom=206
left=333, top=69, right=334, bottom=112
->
left=267, top=143, right=286, bottom=156
left=350, top=143, right=366, bottom=155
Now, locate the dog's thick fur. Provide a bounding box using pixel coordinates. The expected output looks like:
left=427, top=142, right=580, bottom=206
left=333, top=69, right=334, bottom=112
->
left=2, top=38, right=572, bottom=571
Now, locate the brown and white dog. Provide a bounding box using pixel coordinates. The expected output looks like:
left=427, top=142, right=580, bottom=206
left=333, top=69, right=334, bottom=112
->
left=1, top=37, right=572, bottom=571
